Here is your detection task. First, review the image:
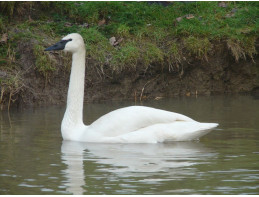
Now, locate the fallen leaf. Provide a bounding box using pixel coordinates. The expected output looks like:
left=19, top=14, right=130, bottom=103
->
left=231, top=8, right=238, bottom=13
left=64, top=22, right=72, bottom=27
left=109, top=37, right=116, bottom=46
left=109, top=37, right=123, bottom=46
left=225, top=13, right=235, bottom=18
left=98, top=19, right=106, bottom=26
left=176, top=17, right=183, bottom=22
left=79, top=23, right=89, bottom=28
left=74, top=2, right=83, bottom=6
left=186, top=14, right=195, bottom=19
left=0, top=33, right=8, bottom=44
left=218, top=1, right=228, bottom=8
left=175, top=14, right=194, bottom=23
left=154, top=97, right=163, bottom=100
left=116, top=38, right=123, bottom=44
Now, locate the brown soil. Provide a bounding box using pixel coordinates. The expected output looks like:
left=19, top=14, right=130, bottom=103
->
left=3, top=39, right=259, bottom=109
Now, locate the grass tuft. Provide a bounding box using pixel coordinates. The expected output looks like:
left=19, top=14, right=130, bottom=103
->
left=227, top=37, right=257, bottom=62
left=33, top=45, right=56, bottom=78
left=184, top=36, right=212, bottom=61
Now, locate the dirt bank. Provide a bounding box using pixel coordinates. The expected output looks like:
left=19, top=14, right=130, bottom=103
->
left=84, top=46, right=259, bottom=102
left=2, top=38, right=258, bottom=110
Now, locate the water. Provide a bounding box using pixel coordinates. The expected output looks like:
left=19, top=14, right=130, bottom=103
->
left=0, top=96, right=259, bottom=195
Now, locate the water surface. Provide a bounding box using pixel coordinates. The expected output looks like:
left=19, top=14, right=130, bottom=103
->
left=0, top=96, right=258, bottom=194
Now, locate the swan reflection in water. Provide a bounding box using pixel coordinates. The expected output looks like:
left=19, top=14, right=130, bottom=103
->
left=61, top=141, right=216, bottom=195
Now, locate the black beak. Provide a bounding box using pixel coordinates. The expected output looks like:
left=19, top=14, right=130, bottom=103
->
left=44, top=39, right=72, bottom=51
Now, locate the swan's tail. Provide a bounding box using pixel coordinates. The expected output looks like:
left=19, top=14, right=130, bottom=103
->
left=173, top=122, right=218, bottom=141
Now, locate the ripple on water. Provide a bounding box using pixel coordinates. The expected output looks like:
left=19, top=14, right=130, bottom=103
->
left=38, top=173, right=48, bottom=176
left=24, top=178, right=36, bottom=182
left=209, top=169, right=259, bottom=173
left=50, top=163, right=60, bottom=166
left=0, top=174, right=17, bottom=178
left=48, top=176, right=59, bottom=180
left=41, top=188, right=54, bottom=192
left=18, top=183, right=44, bottom=188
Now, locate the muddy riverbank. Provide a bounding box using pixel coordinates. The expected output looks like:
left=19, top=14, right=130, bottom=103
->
left=3, top=38, right=258, bottom=109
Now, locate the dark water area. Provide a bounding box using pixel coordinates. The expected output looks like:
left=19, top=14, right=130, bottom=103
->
left=0, top=96, right=259, bottom=194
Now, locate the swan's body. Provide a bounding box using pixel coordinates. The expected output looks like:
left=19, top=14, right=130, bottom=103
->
left=45, top=33, right=218, bottom=143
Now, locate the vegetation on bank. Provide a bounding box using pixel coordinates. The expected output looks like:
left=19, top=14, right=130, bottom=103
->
left=0, top=1, right=258, bottom=107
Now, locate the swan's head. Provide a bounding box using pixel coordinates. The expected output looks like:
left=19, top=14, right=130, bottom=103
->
left=45, top=33, right=85, bottom=53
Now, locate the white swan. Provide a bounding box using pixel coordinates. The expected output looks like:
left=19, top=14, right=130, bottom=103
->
left=45, top=33, right=218, bottom=143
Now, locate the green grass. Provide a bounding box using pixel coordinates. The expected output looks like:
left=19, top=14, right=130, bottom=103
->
left=47, top=1, right=257, bottom=67
left=33, top=44, right=56, bottom=77
left=0, top=1, right=258, bottom=73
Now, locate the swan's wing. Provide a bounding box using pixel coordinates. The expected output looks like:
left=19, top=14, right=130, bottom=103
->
left=88, top=106, right=195, bottom=137
left=102, top=121, right=218, bottom=143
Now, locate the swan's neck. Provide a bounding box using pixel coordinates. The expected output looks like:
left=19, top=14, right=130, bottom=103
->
left=62, top=49, right=86, bottom=129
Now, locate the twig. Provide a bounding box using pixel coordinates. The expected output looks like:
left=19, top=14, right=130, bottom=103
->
left=139, top=75, right=160, bottom=101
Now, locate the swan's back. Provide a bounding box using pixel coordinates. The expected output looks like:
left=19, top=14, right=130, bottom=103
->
left=88, top=106, right=195, bottom=137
